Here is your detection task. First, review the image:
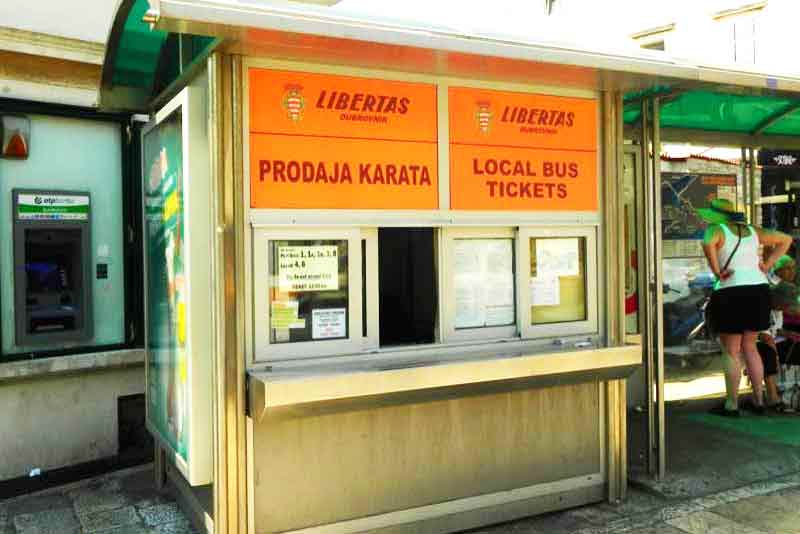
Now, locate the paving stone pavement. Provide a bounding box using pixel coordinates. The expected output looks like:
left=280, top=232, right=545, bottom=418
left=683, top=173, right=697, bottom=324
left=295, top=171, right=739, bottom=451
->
left=3, top=464, right=800, bottom=533
left=466, top=471, right=800, bottom=534
left=0, top=465, right=197, bottom=534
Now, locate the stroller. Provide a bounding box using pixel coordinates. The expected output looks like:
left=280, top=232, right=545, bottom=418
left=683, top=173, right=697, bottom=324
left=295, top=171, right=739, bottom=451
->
left=772, top=312, right=800, bottom=411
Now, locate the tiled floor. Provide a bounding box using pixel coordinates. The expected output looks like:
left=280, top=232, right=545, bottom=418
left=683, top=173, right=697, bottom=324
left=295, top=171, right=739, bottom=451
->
left=0, top=465, right=196, bottom=534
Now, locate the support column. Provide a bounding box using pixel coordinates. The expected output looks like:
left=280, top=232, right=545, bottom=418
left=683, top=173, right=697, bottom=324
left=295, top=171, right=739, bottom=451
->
left=651, top=97, right=666, bottom=481
left=602, top=90, right=627, bottom=503
left=209, top=52, right=248, bottom=534
left=740, top=147, right=748, bottom=217
left=748, top=147, right=757, bottom=225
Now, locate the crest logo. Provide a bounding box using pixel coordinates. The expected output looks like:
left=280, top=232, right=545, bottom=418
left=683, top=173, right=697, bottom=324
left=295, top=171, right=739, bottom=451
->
left=475, top=101, right=492, bottom=134
left=282, top=84, right=305, bottom=122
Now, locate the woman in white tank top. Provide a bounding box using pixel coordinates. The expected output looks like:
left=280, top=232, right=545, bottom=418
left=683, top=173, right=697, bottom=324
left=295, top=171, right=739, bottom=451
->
left=699, top=199, right=792, bottom=416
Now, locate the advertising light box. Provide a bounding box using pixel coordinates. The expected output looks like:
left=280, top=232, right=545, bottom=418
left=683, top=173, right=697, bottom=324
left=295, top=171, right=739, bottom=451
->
left=143, top=84, right=212, bottom=486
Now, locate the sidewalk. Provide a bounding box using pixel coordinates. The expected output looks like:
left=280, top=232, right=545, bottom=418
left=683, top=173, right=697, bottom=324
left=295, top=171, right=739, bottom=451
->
left=469, top=472, right=800, bottom=534
left=0, top=465, right=195, bottom=534
left=2, top=465, right=799, bottom=533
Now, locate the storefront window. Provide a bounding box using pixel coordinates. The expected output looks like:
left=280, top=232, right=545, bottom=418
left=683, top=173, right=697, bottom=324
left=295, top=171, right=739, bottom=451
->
left=269, top=240, right=349, bottom=344
left=453, top=238, right=515, bottom=329
left=529, top=237, right=587, bottom=325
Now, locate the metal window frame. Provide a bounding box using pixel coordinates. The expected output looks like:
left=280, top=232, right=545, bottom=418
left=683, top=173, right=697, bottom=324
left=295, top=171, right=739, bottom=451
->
left=519, top=225, right=599, bottom=339
left=251, top=226, right=374, bottom=361
left=440, top=227, right=518, bottom=343
left=0, top=99, right=140, bottom=362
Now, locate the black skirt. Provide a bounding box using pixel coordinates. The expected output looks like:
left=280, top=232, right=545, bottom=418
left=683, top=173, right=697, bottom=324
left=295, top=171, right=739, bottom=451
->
left=709, top=284, right=771, bottom=334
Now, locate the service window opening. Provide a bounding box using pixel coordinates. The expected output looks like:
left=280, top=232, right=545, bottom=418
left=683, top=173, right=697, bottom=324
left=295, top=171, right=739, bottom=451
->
left=378, top=228, right=437, bottom=347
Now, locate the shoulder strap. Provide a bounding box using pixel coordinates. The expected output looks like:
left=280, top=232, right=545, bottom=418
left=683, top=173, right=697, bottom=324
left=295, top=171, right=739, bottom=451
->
left=721, top=224, right=743, bottom=272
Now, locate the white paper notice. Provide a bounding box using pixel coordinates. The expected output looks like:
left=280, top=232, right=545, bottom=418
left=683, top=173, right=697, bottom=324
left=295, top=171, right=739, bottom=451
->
left=536, top=238, right=580, bottom=277
left=485, top=305, right=515, bottom=325
left=278, top=245, right=339, bottom=292
left=530, top=277, right=560, bottom=306
left=454, top=239, right=515, bottom=328
left=312, top=308, right=346, bottom=339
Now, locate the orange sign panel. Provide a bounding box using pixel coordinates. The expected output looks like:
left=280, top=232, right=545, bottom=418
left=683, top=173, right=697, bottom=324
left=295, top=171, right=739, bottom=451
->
left=249, top=68, right=438, bottom=209
left=251, top=135, right=437, bottom=209
left=449, top=87, right=598, bottom=211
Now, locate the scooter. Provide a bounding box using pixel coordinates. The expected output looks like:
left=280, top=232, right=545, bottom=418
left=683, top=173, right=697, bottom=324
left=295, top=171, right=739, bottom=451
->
left=663, top=272, right=716, bottom=347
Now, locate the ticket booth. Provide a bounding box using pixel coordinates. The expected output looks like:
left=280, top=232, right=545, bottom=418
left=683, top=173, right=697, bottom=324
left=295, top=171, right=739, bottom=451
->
left=96, top=1, right=800, bottom=532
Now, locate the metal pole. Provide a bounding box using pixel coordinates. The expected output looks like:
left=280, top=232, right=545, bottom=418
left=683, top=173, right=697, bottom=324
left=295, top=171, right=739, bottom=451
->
left=749, top=147, right=757, bottom=225
left=740, top=147, right=748, bottom=217
left=640, top=98, right=657, bottom=478
left=651, top=97, right=666, bottom=481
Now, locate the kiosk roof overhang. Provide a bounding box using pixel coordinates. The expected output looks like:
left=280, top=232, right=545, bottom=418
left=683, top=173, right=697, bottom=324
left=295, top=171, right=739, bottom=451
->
left=101, top=0, right=800, bottom=147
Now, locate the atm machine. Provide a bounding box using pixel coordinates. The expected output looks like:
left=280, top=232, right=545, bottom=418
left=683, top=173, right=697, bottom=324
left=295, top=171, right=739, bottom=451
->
left=12, top=189, right=92, bottom=345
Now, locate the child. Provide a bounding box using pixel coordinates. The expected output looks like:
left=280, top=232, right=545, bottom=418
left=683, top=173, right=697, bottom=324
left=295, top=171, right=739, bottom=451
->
left=756, top=255, right=798, bottom=412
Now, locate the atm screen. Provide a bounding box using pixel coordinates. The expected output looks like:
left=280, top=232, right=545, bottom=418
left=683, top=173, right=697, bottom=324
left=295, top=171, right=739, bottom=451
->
left=26, top=261, right=71, bottom=292
left=23, top=229, right=82, bottom=334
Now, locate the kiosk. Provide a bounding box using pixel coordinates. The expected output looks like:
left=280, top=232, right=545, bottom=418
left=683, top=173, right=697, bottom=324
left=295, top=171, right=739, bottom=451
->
left=99, top=1, right=800, bottom=532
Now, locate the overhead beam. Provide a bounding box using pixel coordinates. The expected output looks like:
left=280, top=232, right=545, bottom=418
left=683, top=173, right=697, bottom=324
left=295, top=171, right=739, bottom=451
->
left=624, top=124, right=800, bottom=150
left=751, top=102, right=800, bottom=135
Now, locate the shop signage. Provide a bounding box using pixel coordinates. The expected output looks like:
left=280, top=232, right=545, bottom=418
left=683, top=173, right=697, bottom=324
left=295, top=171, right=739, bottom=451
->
left=249, top=68, right=438, bottom=209
left=277, top=245, right=339, bottom=292
left=758, top=150, right=800, bottom=168
left=17, top=193, right=90, bottom=221
left=448, top=87, right=598, bottom=211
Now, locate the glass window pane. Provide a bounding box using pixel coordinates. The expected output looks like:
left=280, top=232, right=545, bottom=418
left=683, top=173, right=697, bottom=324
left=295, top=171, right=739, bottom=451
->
left=454, top=238, right=515, bottom=329
left=269, top=240, right=348, bottom=344
left=530, top=237, right=587, bottom=324
left=623, top=151, right=640, bottom=335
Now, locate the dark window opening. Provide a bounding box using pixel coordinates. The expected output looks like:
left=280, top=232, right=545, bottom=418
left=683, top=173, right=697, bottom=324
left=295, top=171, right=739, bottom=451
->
left=378, top=228, right=437, bottom=346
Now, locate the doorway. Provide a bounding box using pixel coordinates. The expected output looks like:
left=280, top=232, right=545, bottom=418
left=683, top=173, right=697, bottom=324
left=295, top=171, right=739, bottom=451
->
left=626, top=100, right=800, bottom=499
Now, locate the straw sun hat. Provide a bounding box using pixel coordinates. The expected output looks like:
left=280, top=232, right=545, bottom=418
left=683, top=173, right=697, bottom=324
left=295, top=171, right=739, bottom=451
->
left=696, top=198, right=747, bottom=225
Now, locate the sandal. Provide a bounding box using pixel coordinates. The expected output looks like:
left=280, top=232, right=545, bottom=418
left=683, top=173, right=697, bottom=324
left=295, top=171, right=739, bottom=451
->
left=709, top=405, right=740, bottom=417
left=769, top=402, right=795, bottom=414
left=742, top=400, right=767, bottom=415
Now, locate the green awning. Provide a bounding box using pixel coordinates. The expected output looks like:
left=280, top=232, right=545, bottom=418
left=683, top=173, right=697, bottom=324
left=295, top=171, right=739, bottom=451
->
left=100, top=0, right=218, bottom=112
left=624, top=88, right=800, bottom=140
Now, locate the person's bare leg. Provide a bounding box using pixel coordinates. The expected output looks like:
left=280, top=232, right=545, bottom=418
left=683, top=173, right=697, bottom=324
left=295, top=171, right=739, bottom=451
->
left=719, top=333, right=743, bottom=411
left=765, top=374, right=780, bottom=405
left=742, top=330, right=765, bottom=406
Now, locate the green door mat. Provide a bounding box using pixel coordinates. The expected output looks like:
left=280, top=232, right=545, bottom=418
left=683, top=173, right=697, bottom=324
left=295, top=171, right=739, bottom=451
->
left=685, top=413, right=800, bottom=446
